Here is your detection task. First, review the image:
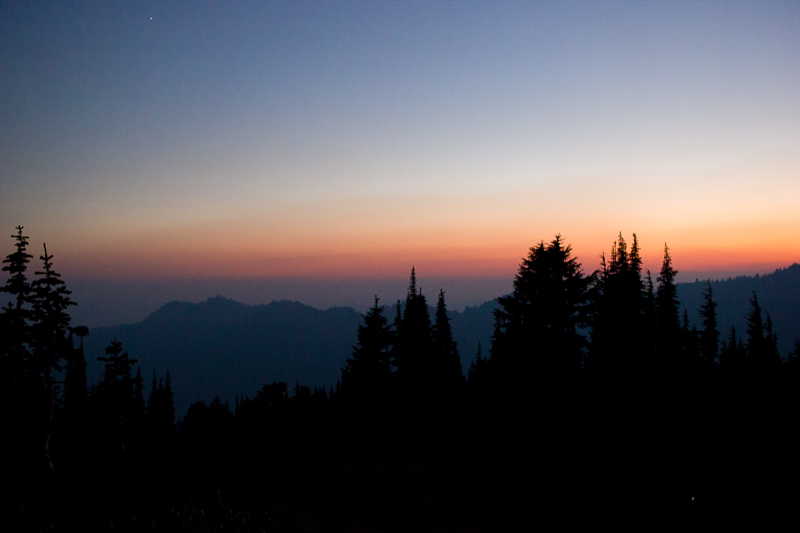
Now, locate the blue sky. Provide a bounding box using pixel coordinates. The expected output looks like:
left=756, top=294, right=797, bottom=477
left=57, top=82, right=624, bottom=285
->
left=1, top=1, right=799, bottom=322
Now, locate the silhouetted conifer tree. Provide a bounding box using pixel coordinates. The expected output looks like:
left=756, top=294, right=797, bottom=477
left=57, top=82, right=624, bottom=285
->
left=431, top=289, right=464, bottom=390
left=681, top=310, right=701, bottom=370
left=467, top=341, right=491, bottom=394
left=745, top=292, right=768, bottom=370
left=181, top=397, right=234, bottom=450
left=587, top=233, right=648, bottom=373
left=720, top=326, right=746, bottom=372
left=395, top=268, right=434, bottom=392
left=30, top=243, right=80, bottom=473
left=1, top=226, right=34, bottom=357
left=147, top=370, right=158, bottom=414
left=133, top=368, right=145, bottom=419
left=699, top=281, right=720, bottom=368
left=63, top=333, right=89, bottom=419
left=655, top=243, right=681, bottom=370
left=96, top=338, right=139, bottom=501
left=341, top=295, right=393, bottom=400
left=255, top=381, right=289, bottom=410
left=163, top=371, right=175, bottom=427
left=0, top=226, right=33, bottom=513
left=492, top=235, right=589, bottom=381
left=764, top=313, right=780, bottom=365
left=390, top=300, right=403, bottom=370
left=787, top=338, right=800, bottom=372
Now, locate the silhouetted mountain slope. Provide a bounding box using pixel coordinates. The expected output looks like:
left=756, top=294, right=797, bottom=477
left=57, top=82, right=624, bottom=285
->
left=83, top=264, right=798, bottom=415
left=450, top=299, right=499, bottom=371
left=381, top=299, right=498, bottom=374
left=85, top=296, right=499, bottom=414
left=85, top=297, right=363, bottom=414
left=678, top=263, right=800, bottom=356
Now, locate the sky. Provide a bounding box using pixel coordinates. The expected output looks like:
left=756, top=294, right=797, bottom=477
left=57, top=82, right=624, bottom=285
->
left=1, top=1, right=799, bottom=325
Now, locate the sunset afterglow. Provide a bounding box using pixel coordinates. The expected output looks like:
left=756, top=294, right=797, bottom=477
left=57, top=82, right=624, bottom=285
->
left=2, top=1, right=798, bottom=304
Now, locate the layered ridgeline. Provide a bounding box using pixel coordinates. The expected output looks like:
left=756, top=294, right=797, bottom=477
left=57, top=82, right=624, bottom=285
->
left=84, top=296, right=497, bottom=413
left=677, top=263, right=800, bottom=357
left=84, top=264, right=799, bottom=414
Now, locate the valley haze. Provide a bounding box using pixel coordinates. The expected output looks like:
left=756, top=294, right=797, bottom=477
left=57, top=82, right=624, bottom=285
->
left=80, top=264, right=800, bottom=415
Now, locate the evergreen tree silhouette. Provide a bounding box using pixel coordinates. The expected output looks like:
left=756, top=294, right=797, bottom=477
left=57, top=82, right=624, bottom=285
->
left=1, top=226, right=34, bottom=345
left=146, top=370, right=176, bottom=444
left=655, top=243, right=681, bottom=371
left=181, top=396, right=234, bottom=450
left=699, top=281, right=720, bottom=368
left=63, top=332, right=89, bottom=420
left=720, top=326, right=746, bottom=373
left=0, top=226, right=33, bottom=514
left=147, top=370, right=159, bottom=414
left=431, top=289, right=464, bottom=390
left=745, top=292, right=779, bottom=372
left=395, top=267, right=434, bottom=392
left=1, top=226, right=34, bottom=392
left=390, top=299, right=403, bottom=371
left=764, top=313, right=779, bottom=365
left=681, top=310, right=701, bottom=370
left=587, top=233, right=648, bottom=374
left=745, top=292, right=764, bottom=368
left=493, top=235, right=589, bottom=381
left=341, top=295, right=393, bottom=401
left=30, top=244, right=78, bottom=472
left=133, top=368, right=145, bottom=420
left=787, top=338, right=800, bottom=372
left=255, top=381, right=289, bottom=410
left=96, top=338, right=138, bottom=501
left=467, top=341, right=491, bottom=395
left=163, top=371, right=175, bottom=427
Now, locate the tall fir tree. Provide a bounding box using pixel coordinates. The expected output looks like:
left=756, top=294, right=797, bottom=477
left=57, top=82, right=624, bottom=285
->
left=63, top=333, right=89, bottom=419
left=587, top=233, right=647, bottom=374
left=720, top=326, right=746, bottom=372
left=30, top=243, right=79, bottom=472
left=764, top=313, right=780, bottom=365
left=0, top=226, right=33, bottom=514
left=390, top=299, right=403, bottom=371
left=468, top=342, right=486, bottom=384
left=396, top=267, right=434, bottom=391
left=1, top=226, right=34, bottom=373
left=96, top=338, right=139, bottom=502
left=431, top=289, right=464, bottom=390
left=681, top=310, right=701, bottom=370
left=492, top=235, right=589, bottom=381
left=133, top=367, right=145, bottom=419
left=745, top=292, right=767, bottom=369
left=341, top=295, right=393, bottom=399
left=163, top=371, right=175, bottom=428
left=655, top=243, right=681, bottom=370
left=745, top=293, right=780, bottom=372
left=146, top=369, right=175, bottom=444
left=699, top=281, right=720, bottom=368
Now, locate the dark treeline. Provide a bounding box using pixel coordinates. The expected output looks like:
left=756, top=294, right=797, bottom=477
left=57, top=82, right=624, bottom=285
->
left=2, top=227, right=799, bottom=531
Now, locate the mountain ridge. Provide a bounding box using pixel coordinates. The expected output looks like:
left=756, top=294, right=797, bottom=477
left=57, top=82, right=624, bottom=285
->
left=84, top=264, right=799, bottom=415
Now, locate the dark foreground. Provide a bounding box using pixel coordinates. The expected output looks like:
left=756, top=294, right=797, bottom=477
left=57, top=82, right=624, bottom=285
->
left=7, top=377, right=799, bottom=533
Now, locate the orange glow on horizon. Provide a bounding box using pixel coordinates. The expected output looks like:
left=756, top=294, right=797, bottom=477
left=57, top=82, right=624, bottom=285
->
left=55, top=233, right=799, bottom=282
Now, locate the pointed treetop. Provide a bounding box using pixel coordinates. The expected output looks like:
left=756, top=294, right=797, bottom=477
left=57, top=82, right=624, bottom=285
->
left=630, top=233, right=642, bottom=274
left=2, top=225, right=34, bottom=311
left=657, top=243, right=678, bottom=283
left=612, top=232, right=628, bottom=273
left=408, top=266, right=417, bottom=298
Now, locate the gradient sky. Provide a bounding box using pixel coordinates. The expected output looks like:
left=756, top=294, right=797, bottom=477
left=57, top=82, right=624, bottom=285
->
left=2, top=1, right=799, bottom=319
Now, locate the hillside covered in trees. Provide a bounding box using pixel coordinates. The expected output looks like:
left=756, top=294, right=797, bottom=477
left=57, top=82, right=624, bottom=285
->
left=2, top=226, right=799, bottom=531
left=80, top=261, right=800, bottom=413
left=678, top=263, right=800, bottom=356
left=83, top=296, right=498, bottom=414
